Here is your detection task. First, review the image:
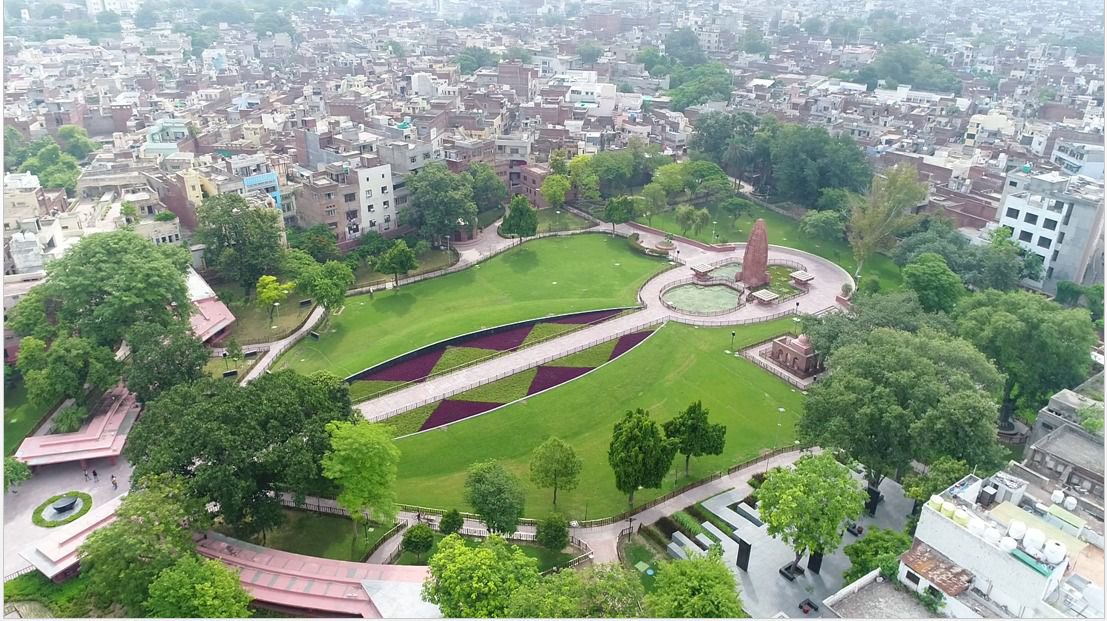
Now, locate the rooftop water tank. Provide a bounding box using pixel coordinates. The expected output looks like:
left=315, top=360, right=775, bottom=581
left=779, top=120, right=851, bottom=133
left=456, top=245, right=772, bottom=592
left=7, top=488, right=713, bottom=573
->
left=941, top=501, right=956, bottom=517
left=968, top=517, right=987, bottom=536
left=984, top=527, right=1002, bottom=546
left=1064, top=496, right=1078, bottom=511
left=928, top=495, right=943, bottom=510
left=1052, top=489, right=1065, bottom=504
left=954, top=509, right=970, bottom=526
left=1000, top=537, right=1018, bottom=552
left=1024, top=528, right=1046, bottom=552
left=1044, top=540, right=1067, bottom=565
left=1008, top=520, right=1026, bottom=540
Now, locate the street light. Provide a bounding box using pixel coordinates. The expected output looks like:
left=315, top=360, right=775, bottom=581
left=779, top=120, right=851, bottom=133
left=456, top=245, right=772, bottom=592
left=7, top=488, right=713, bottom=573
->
left=730, top=330, right=736, bottom=351
left=712, top=220, right=718, bottom=240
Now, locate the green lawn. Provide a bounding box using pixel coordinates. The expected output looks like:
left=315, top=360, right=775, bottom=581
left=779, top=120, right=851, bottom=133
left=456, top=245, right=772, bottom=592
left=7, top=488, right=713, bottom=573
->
left=620, top=535, right=666, bottom=592
left=536, top=208, right=592, bottom=233
left=765, top=265, right=801, bottom=297
left=453, top=368, right=538, bottom=403
left=393, top=319, right=804, bottom=519
left=395, top=532, right=573, bottom=571
left=638, top=201, right=902, bottom=290
left=213, top=283, right=316, bottom=346
left=4, top=380, right=52, bottom=455
left=203, top=356, right=258, bottom=380
left=4, top=572, right=97, bottom=617
left=353, top=249, right=458, bottom=288
left=248, top=510, right=394, bottom=562
left=274, top=235, right=667, bottom=378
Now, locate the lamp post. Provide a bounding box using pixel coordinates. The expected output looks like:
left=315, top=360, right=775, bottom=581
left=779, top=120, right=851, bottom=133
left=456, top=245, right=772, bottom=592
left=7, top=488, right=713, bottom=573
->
left=730, top=330, right=736, bottom=351
left=712, top=220, right=718, bottom=240
left=272, top=301, right=280, bottom=326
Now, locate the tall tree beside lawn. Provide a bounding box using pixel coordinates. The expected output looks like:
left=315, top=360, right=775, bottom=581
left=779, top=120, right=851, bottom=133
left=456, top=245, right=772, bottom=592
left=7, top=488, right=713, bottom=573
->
left=79, top=474, right=210, bottom=616
left=847, top=164, right=926, bottom=278
left=286, top=224, right=340, bottom=262
left=465, top=460, right=526, bottom=534
left=568, top=155, right=600, bottom=202
left=646, top=548, right=745, bottom=618
left=124, top=320, right=208, bottom=403
left=438, top=509, right=463, bottom=535
left=195, top=193, right=285, bottom=295
left=402, top=523, right=435, bottom=562
left=256, top=275, right=296, bottom=321
left=802, top=290, right=937, bottom=355
left=800, top=210, right=847, bottom=242
left=608, top=408, right=677, bottom=506
left=674, top=204, right=697, bottom=235
left=144, top=555, right=253, bottom=618
left=304, top=260, right=355, bottom=316
left=529, top=436, right=582, bottom=507
left=800, top=328, right=1004, bottom=488
left=663, top=401, right=726, bottom=476
left=902, top=252, right=964, bottom=313
left=548, top=149, right=569, bottom=176
left=639, top=183, right=667, bottom=221
left=758, top=453, right=866, bottom=570
left=376, top=240, right=418, bottom=287
left=539, top=174, right=571, bottom=210
left=423, top=534, right=540, bottom=617
left=501, top=195, right=539, bottom=238
left=321, top=420, right=400, bottom=539
left=955, top=290, right=1096, bottom=430
left=16, top=335, right=119, bottom=406
left=467, top=162, right=508, bottom=213
left=406, top=162, right=478, bottom=242
left=603, top=196, right=637, bottom=235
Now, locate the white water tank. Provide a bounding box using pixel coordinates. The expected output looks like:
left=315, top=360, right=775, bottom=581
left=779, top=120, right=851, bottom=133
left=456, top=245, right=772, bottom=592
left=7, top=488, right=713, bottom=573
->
left=968, top=517, right=987, bottom=536
left=1008, top=519, right=1026, bottom=540
left=984, top=527, right=1002, bottom=546
left=1044, top=540, right=1067, bottom=564
left=941, top=501, right=956, bottom=517
left=954, top=509, right=970, bottom=526
left=1024, top=528, right=1046, bottom=552
left=1064, top=496, right=1078, bottom=511
left=999, top=536, right=1018, bottom=552
left=1051, top=489, right=1065, bottom=504
left=928, top=495, right=943, bottom=510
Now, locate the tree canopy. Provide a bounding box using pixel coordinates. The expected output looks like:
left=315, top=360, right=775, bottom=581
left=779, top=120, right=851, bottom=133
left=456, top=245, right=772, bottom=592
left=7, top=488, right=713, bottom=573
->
left=321, top=419, right=400, bottom=528
left=842, top=528, right=912, bottom=583
left=506, top=563, right=646, bottom=617
left=663, top=401, right=726, bottom=476
left=608, top=408, right=677, bottom=506
left=848, top=164, right=926, bottom=277
left=645, top=547, right=745, bottom=617
left=501, top=195, right=539, bottom=238
left=144, top=555, right=253, bottom=618
left=124, top=319, right=208, bottom=403
left=529, top=436, right=582, bottom=507
left=17, top=335, right=119, bottom=407
left=406, top=162, right=478, bottom=241
left=195, top=193, right=285, bottom=294
left=423, top=534, right=540, bottom=617
left=376, top=239, right=418, bottom=287
left=902, top=252, right=964, bottom=313
left=467, top=162, right=507, bottom=214
left=286, top=224, right=340, bottom=263
left=465, top=460, right=526, bottom=534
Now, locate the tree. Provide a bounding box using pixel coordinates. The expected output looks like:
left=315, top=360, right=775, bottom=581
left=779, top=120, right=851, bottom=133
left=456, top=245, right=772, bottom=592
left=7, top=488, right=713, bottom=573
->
left=286, top=224, right=339, bottom=263
left=800, top=210, right=847, bottom=241
left=125, top=320, right=207, bottom=404
left=423, top=534, right=540, bottom=617
left=540, top=174, right=571, bottom=210
left=548, top=150, right=569, bottom=176
left=800, top=328, right=1004, bottom=487
left=125, top=372, right=356, bottom=539
left=903, top=252, right=964, bottom=313
left=51, top=405, right=87, bottom=433
left=690, top=208, right=712, bottom=236
left=528, top=437, right=582, bottom=508
left=95, top=10, right=121, bottom=30
left=667, top=63, right=734, bottom=111
left=79, top=474, right=210, bottom=615
left=1077, top=404, right=1105, bottom=434
left=816, top=188, right=859, bottom=213
left=568, top=155, right=600, bottom=202
left=652, top=163, right=688, bottom=197
left=507, top=563, right=646, bottom=617
left=144, top=555, right=252, bottom=618
left=842, top=528, right=912, bottom=583
left=665, top=27, right=707, bottom=65
left=674, top=204, right=696, bottom=235
left=402, top=523, right=435, bottom=562
left=304, top=260, right=354, bottom=315
left=848, top=164, right=926, bottom=278
left=439, top=509, right=463, bottom=536
left=467, top=162, right=507, bottom=213
left=1055, top=281, right=1086, bottom=306
left=758, top=453, right=866, bottom=569
left=465, top=460, right=525, bottom=535
left=603, top=196, right=637, bottom=235
left=376, top=240, right=418, bottom=287
left=535, top=514, right=569, bottom=552
left=387, top=40, right=406, bottom=57
left=802, top=290, right=943, bottom=355
left=646, top=547, right=745, bottom=618
left=406, top=163, right=478, bottom=242
left=254, top=13, right=295, bottom=37
left=956, top=290, right=1096, bottom=430
left=256, top=275, right=296, bottom=322
left=578, top=42, right=603, bottom=63
left=5, top=457, right=31, bottom=492
left=639, top=183, right=667, bottom=221
left=456, top=46, right=499, bottom=74
left=902, top=456, right=969, bottom=508
left=56, top=125, right=100, bottom=161
left=663, top=401, right=726, bottom=477
left=17, top=335, right=119, bottom=407
left=501, top=195, right=538, bottom=238
left=608, top=409, right=677, bottom=506
left=768, top=125, right=871, bottom=206
left=195, top=193, right=284, bottom=295
left=322, top=420, right=400, bottom=539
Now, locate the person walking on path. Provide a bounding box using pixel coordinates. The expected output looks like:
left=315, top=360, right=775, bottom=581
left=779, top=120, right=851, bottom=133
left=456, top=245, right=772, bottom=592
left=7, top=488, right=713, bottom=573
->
left=83, top=469, right=90, bottom=481
left=110, top=475, right=118, bottom=490
left=91, top=470, right=98, bottom=482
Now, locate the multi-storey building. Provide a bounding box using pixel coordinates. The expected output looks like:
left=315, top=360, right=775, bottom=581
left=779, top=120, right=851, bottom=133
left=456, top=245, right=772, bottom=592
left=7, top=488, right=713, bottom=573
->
left=1050, top=140, right=1105, bottom=181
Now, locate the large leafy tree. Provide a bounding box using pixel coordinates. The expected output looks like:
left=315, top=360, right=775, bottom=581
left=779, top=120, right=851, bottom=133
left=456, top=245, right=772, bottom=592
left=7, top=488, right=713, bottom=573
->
left=467, top=162, right=507, bottom=213
left=376, top=240, right=418, bottom=287
left=321, top=420, right=400, bottom=537
left=256, top=275, right=296, bottom=321
left=801, top=290, right=939, bottom=355
left=894, top=218, right=1039, bottom=292
left=758, top=453, right=866, bottom=569
left=7, top=230, right=190, bottom=347
left=603, top=196, right=637, bottom=235
left=506, top=563, right=646, bottom=617
left=645, top=547, right=745, bottom=618
left=423, top=534, right=540, bottom=617
left=124, top=320, right=208, bottom=403
left=800, top=328, right=1004, bottom=487
left=465, top=460, right=526, bottom=534
left=303, top=260, right=354, bottom=315
left=286, top=224, right=339, bottom=263
left=501, top=195, right=539, bottom=238
left=842, top=528, right=912, bottom=583
left=402, top=523, right=435, bottom=562
left=769, top=125, right=871, bottom=206
left=406, top=162, right=478, bottom=241
left=955, top=290, right=1096, bottom=429
left=902, top=456, right=969, bottom=509
left=800, top=210, right=847, bottom=241
left=79, top=474, right=210, bottom=616
left=17, top=141, right=82, bottom=193
left=663, top=401, right=726, bottom=476
left=539, top=174, right=571, bottom=210
left=16, top=335, right=119, bottom=406
left=529, top=436, right=582, bottom=507
left=847, top=164, right=925, bottom=278
left=568, top=155, right=600, bottom=202
left=125, top=371, right=356, bottom=538
left=608, top=408, right=677, bottom=506
left=902, top=252, right=964, bottom=313
left=145, top=555, right=253, bottom=618
left=195, top=193, right=284, bottom=294
left=56, top=125, right=100, bottom=161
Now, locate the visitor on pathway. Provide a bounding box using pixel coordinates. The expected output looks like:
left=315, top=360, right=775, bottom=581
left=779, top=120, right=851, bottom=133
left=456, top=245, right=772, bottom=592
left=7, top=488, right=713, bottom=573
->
left=83, top=469, right=90, bottom=481
left=91, top=470, right=98, bottom=482
left=111, top=475, right=118, bottom=490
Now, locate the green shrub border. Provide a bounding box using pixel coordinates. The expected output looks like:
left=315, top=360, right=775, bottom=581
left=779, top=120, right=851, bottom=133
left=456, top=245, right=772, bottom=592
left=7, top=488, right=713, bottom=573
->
left=31, top=492, right=93, bottom=528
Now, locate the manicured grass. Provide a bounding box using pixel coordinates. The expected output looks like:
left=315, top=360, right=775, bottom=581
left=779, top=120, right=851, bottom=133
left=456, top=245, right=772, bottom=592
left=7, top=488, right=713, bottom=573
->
left=3, top=379, right=52, bottom=455
left=536, top=208, right=592, bottom=233
left=393, top=320, right=804, bottom=519
left=764, top=265, right=801, bottom=297
left=453, top=368, right=538, bottom=403
left=255, top=510, right=394, bottom=562
left=213, top=283, right=316, bottom=346
left=620, top=535, right=665, bottom=592
left=4, top=573, right=97, bottom=617
left=431, top=346, right=499, bottom=373
left=395, top=532, right=573, bottom=571
left=522, top=321, right=587, bottom=345
left=552, top=340, right=617, bottom=368
left=348, top=379, right=408, bottom=402
left=353, top=249, right=457, bottom=288
left=378, top=403, right=438, bottom=437
left=203, top=356, right=258, bottom=380
left=275, top=235, right=667, bottom=378
left=638, top=201, right=902, bottom=290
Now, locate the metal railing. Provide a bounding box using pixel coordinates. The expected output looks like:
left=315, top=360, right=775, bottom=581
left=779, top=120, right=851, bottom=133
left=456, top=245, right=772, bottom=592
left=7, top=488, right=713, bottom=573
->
left=3, top=565, right=37, bottom=582
left=658, top=276, right=747, bottom=317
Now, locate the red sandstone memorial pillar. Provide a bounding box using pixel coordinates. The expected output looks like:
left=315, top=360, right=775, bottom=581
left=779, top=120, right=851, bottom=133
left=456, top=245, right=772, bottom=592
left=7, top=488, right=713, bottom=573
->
left=738, top=218, right=769, bottom=288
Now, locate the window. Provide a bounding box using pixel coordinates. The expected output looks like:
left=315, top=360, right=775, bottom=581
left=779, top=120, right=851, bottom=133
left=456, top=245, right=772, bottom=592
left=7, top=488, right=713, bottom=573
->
left=1052, top=250, right=1059, bottom=262
left=1046, top=266, right=1054, bottom=279
left=905, top=571, right=921, bottom=585
left=381, top=186, right=388, bottom=193
left=1019, top=230, right=1033, bottom=242
left=1008, top=180, right=1019, bottom=188
left=1062, top=208, right=1071, bottom=226
left=344, top=193, right=356, bottom=203
left=384, top=215, right=391, bottom=223
left=1024, top=213, right=1038, bottom=225
left=324, top=192, right=334, bottom=199
left=1006, top=208, right=1020, bottom=219
left=1058, top=232, right=1065, bottom=244
left=396, top=195, right=408, bottom=205
left=1036, top=237, right=1051, bottom=249
left=1044, top=218, right=1057, bottom=230
left=367, top=205, right=375, bottom=212
left=325, top=207, right=337, bottom=216
left=409, top=156, right=417, bottom=164
left=369, top=219, right=377, bottom=228
left=365, top=189, right=372, bottom=198
left=423, top=153, right=431, bottom=160
left=383, top=200, right=389, bottom=208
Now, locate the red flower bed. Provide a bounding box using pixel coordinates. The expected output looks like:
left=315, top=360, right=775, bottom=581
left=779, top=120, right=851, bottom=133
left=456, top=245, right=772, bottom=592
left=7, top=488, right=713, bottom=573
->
left=462, top=324, right=535, bottom=351
left=527, top=366, right=592, bottom=395
left=548, top=309, right=623, bottom=324
left=609, top=330, right=654, bottom=360
left=350, top=348, right=445, bottom=382
left=419, top=400, right=500, bottom=430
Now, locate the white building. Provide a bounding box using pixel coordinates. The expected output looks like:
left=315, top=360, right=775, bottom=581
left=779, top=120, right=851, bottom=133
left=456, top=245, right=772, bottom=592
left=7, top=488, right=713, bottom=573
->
left=998, top=169, right=1104, bottom=293
left=356, top=162, right=396, bottom=236
left=1051, top=139, right=1104, bottom=181
left=85, top=0, right=139, bottom=16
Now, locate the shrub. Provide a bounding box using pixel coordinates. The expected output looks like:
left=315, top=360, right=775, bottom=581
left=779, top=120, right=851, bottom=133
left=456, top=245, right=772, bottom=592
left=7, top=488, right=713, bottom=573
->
left=859, top=278, right=882, bottom=294
left=840, top=283, right=853, bottom=298
left=439, top=509, right=463, bottom=535
left=402, top=523, right=435, bottom=561
left=640, top=524, right=670, bottom=550
left=154, top=210, right=178, bottom=221
left=4, top=572, right=95, bottom=617
left=51, top=405, right=87, bottom=434
left=671, top=511, right=706, bottom=538
left=536, top=514, right=569, bottom=551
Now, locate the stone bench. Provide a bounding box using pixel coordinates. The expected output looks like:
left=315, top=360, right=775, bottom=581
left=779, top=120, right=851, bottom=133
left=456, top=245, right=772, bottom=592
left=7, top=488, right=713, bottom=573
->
left=666, top=542, right=688, bottom=560
left=671, top=531, right=705, bottom=556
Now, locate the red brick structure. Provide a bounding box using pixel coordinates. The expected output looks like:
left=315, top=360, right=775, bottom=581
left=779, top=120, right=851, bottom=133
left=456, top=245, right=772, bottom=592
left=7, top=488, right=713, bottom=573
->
left=766, top=334, right=824, bottom=378
left=739, top=218, right=770, bottom=288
